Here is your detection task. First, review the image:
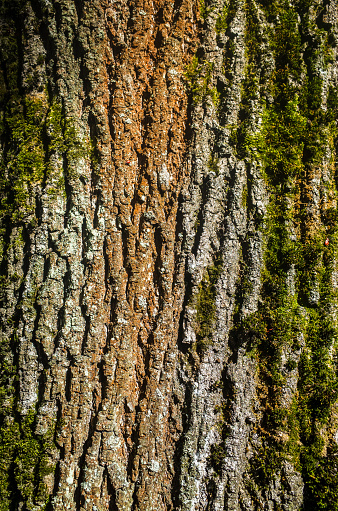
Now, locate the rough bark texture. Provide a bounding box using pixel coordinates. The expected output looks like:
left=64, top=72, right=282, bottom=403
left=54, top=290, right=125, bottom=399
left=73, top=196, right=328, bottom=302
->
left=1, top=0, right=338, bottom=510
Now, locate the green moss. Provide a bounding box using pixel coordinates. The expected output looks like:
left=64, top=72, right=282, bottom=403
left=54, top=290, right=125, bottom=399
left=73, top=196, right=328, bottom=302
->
left=184, top=56, right=220, bottom=106
left=0, top=408, right=56, bottom=510
left=199, top=0, right=214, bottom=21
left=207, top=153, right=219, bottom=175
left=0, top=5, right=78, bottom=509
left=303, top=443, right=338, bottom=510
left=219, top=0, right=338, bottom=504
left=210, top=380, right=235, bottom=475
left=194, top=254, right=223, bottom=354
left=257, top=97, right=306, bottom=184
left=0, top=93, right=89, bottom=227
left=1, top=97, right=48, bottom=221
left=1, top=72, right=87, bottom=225
left=0, top=1, right=44, bottom=222
left=0, top=333, right=56, bottom=509
left=45, top=99, right=88, bottom=188
left=234, top=0, right=263, bottom=158
left=215, top=3, right=229, bottom=33
left=0, top=334, right=56, bottom=509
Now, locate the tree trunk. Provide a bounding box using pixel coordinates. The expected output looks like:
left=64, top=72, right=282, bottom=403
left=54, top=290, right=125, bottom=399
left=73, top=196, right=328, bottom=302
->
left=1, top=0, right=338, bottom=510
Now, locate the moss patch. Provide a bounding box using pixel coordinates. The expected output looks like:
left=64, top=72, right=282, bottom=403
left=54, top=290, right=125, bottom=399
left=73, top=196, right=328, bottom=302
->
left=221, top=0, right=338, bottom=505
left=194, top=254, right=223, bottom=354
left=0, top=406, right=55, bottom=511
left=184, top=55, right=220, bottom=106
left=0, top=2, right=87, bottom=508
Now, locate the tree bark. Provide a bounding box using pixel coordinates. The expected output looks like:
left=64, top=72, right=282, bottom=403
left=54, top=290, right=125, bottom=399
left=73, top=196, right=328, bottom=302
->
left=1, top=0, right=338, bottom=510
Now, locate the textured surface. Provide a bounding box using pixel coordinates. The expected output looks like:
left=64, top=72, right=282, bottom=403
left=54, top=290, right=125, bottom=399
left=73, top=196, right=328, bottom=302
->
left=1, top=0, right=338, bottom=510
